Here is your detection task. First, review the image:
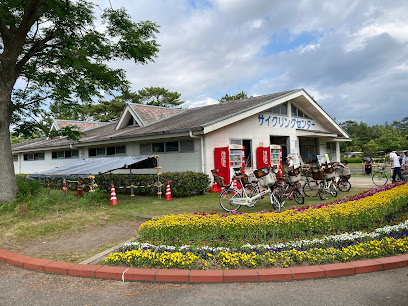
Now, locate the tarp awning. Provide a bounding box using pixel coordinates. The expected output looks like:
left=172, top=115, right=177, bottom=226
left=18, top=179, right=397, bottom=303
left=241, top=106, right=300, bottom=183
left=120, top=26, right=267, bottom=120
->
left=27, top=156, right=156, bottom=179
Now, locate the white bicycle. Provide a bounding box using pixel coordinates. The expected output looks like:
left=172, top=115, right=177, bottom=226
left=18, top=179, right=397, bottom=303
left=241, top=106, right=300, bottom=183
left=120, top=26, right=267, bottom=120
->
left=217, top=167, right=285, bottom=212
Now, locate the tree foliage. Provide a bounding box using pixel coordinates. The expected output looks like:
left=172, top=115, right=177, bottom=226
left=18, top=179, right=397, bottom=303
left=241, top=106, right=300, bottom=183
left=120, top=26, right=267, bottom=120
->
left=87, top=87, right=184, bottom=121
left=219, top=91, right=251, bottom=103
left=0, top=0, right=160, bottom=201
left=340, top=118, right=408, bottom=155
left=1, top=0, right=159, bottom=137
left=136, top=86, right=184, bottom=107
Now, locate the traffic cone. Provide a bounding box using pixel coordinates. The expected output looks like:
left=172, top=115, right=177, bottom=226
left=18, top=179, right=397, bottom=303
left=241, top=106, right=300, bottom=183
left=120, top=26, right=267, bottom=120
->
left=62, top=179, right=66, bottom=193
left=76, top=179, right=83, bottom=195
left=110, top=184, right=118, bottom=206
left=210, top=181, right=221, bottom=193
left=165, top=181, right=172, bottom=200
left=232, top=178, right=237, bottom=189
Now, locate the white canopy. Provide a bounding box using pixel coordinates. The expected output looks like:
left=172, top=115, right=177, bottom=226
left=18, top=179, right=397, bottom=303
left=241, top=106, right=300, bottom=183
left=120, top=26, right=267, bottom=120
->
left=27, top=156, right=156, bottom=179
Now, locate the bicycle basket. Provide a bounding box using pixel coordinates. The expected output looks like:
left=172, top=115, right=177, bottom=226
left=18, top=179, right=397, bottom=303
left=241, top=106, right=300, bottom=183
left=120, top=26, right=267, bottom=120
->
left=254, top=167, right=270, bottom=178
left=214, top=175, right=225, bottom=187
left=312, top=169, right=325, bottom=180
left=258, top=172, right=277, bottom=187
left=302, top=168, right=313, bottom=177
left=324, top=167, right=335, bottom=173
left=325, top=171, right=336, bottom=180
left=336, top=167, right=350, bottom=176
left=237, top=174, right=248, bottom=184
left=287, top=173, right=301, bottom=183
left=288, top=167, right=300, bottom=176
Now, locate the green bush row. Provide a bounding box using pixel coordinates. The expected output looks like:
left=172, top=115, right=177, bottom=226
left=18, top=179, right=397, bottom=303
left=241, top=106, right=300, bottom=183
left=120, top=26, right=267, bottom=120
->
left=340, top=157, right=390, bottom=164
left=34, top=171, right=211, bottom=198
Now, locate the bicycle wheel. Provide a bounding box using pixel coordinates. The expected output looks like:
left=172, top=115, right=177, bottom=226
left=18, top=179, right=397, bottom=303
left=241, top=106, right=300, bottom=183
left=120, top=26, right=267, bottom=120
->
left=219, top=188, right=241, bottom=212
left=246, top=184, right=261, bottom=205
left=372, top=172, right=388, bottom=186
left=270, top=186, right=285, bottom=212
left=318, top=181, right=327, bottom=200
left=338, top=180, right=351, bottom=192
left=329, top=184, right=337, bottom=197
left=293, top=188, right=304, bottom=204
left=302, top=179, right=319, bottom=197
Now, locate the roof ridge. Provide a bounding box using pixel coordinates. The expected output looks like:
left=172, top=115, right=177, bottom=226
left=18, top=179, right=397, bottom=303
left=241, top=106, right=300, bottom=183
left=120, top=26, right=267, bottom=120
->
left=128, top=103, right=183, bottom=111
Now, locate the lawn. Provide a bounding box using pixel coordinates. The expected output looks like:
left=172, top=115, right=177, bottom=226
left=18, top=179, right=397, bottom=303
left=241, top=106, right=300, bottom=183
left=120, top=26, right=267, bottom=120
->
left=112, top=188, right=362, bottom=216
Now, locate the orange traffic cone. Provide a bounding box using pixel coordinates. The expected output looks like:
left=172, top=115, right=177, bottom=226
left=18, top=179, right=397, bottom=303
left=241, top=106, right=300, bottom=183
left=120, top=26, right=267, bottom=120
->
left=210, top=181, right=221, bottom=193
left=110, top=184, right=118, bottom=206
left=77, top=179, right=83, bottom=195
left=165, top=181, right=172, bottom=200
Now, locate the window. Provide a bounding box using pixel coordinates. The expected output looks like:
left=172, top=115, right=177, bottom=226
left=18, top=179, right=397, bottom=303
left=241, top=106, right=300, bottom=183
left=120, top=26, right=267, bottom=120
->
left=152, top=143, right=165, bottom=152
left=142, top=140, right=193, bottom=153
left=88, top=146, right=126, bottom=157
left=52, top=150, right=79, bottom=159
left=127, top=117, right=139, bottom=126
left=291, top=105, right=311, bottom=119
left=166, top=141, right=179, bottom=152
left=24, top=152, right=44, bottom=161
left=180, top=140, right=194, bottom=152
left=266, top=102, right=288, bottom=115
left=97, top=147, right=106, bottom=156
left=140, top=143, right=152, bottom=154
left=13, top=155, right=18, bottom=162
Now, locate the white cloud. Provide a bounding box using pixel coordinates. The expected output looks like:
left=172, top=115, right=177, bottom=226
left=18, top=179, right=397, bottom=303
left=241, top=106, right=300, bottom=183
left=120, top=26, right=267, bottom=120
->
left=98, top=0, right=408, bottom=125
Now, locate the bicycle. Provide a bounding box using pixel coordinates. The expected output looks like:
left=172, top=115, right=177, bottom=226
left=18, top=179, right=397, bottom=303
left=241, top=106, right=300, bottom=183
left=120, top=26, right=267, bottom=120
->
left=274, top=168, right=304, bottom=205
left=371, top=164, right=407, bottom=186
left=371, top=164, right=390, bottom=186
left=300, top=165, right=320, bottom=197
left=213, top=167, right=284, bottom=212
left=310, top=165, right=337, bottom=200
left=333, top=163, right=351, bottom=192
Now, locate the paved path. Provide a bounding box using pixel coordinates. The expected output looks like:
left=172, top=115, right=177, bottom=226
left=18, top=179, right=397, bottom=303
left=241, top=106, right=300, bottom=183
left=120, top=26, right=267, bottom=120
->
left=348, top=175, right=376, bottom=189
left=1, top=262, right=407, bottom=306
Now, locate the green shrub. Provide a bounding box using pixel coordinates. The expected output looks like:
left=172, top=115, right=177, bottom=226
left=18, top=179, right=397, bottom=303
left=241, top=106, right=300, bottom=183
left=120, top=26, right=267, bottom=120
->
left=16, top=175, right=43, bottom=200
left=93, top=171, right=210, bottom=197
left=341, top=157, right=363, bottom=163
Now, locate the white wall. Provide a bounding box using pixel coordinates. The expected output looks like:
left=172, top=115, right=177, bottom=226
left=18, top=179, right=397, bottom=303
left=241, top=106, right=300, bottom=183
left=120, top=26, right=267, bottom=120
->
left=14, top=138, right=203, bottom=175
left=14, top=151, right=83, bottom=174
left=203, top=107, right=339, bottom=178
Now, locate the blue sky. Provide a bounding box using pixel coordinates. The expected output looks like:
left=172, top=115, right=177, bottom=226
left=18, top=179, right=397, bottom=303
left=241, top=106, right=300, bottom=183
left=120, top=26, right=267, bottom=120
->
left=98, top=0, right=408, bottom=125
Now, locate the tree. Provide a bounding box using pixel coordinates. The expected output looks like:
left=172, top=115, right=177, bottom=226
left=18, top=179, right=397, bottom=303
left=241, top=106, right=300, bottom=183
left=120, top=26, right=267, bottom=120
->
left=86, top=96, right=127, bottom=122
left=219, top=91, right=251, bottom=103
left=0, top=0, right=160, bottom=202
left=136, top=87, right=184, bottom=108
left=86, top=87, right=184, bottom=121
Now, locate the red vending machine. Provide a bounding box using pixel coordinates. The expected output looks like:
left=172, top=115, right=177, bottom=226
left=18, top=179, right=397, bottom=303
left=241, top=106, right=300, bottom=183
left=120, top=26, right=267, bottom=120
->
left=270, top=145, right=283, bottom=176
left=256, top=146, right=271, bottom=169
left=214, top=144, right=245, bottom=184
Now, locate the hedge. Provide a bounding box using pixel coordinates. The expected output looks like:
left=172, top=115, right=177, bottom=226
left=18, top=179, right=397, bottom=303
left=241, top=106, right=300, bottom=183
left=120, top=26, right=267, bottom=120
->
left=38, top=171, right=211, bottom=198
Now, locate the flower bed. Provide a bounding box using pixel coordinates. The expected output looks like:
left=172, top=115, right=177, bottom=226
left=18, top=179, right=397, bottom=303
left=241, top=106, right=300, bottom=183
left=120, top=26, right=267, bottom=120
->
left=138, top=183, right=408, bottom=246
left=105, top=182, right=408, bottom=269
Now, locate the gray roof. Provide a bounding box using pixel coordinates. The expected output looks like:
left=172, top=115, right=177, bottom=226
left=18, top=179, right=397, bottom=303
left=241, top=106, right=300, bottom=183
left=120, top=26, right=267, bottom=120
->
left=12, top=89, right=299, bottom=152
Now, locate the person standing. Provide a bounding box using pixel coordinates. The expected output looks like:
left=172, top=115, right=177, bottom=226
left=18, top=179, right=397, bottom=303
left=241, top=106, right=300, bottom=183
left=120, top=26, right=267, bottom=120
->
left=385, top=149, right=406, bottom=182
left=402, top=151, right=408, bottom=172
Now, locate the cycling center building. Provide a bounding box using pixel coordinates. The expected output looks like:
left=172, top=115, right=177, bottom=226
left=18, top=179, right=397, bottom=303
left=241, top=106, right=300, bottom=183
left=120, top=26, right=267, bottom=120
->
left=12, top=88, right=350, bottom=177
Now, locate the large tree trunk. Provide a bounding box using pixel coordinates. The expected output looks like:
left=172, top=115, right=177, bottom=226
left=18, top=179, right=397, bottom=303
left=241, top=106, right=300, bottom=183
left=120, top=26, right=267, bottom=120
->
left=0, top=83, right=17, bottom=203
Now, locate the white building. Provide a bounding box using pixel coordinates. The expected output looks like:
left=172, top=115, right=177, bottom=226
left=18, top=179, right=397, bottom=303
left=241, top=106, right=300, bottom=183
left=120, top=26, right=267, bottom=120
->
left=12, top=89, right=350, bottom=177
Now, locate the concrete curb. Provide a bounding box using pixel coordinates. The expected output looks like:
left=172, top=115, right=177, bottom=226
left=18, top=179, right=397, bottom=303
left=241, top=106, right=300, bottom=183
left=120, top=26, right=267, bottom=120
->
left=1, top=249, right=408, bottom=283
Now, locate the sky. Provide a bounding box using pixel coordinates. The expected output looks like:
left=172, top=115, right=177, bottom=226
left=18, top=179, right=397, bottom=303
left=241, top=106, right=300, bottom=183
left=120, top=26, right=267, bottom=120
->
left=97, top=0, right=408, bottom=125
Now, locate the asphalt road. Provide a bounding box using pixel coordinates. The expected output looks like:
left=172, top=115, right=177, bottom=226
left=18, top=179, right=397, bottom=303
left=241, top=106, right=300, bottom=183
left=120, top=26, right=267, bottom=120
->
left=1, top=262, right=408, bottom=306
